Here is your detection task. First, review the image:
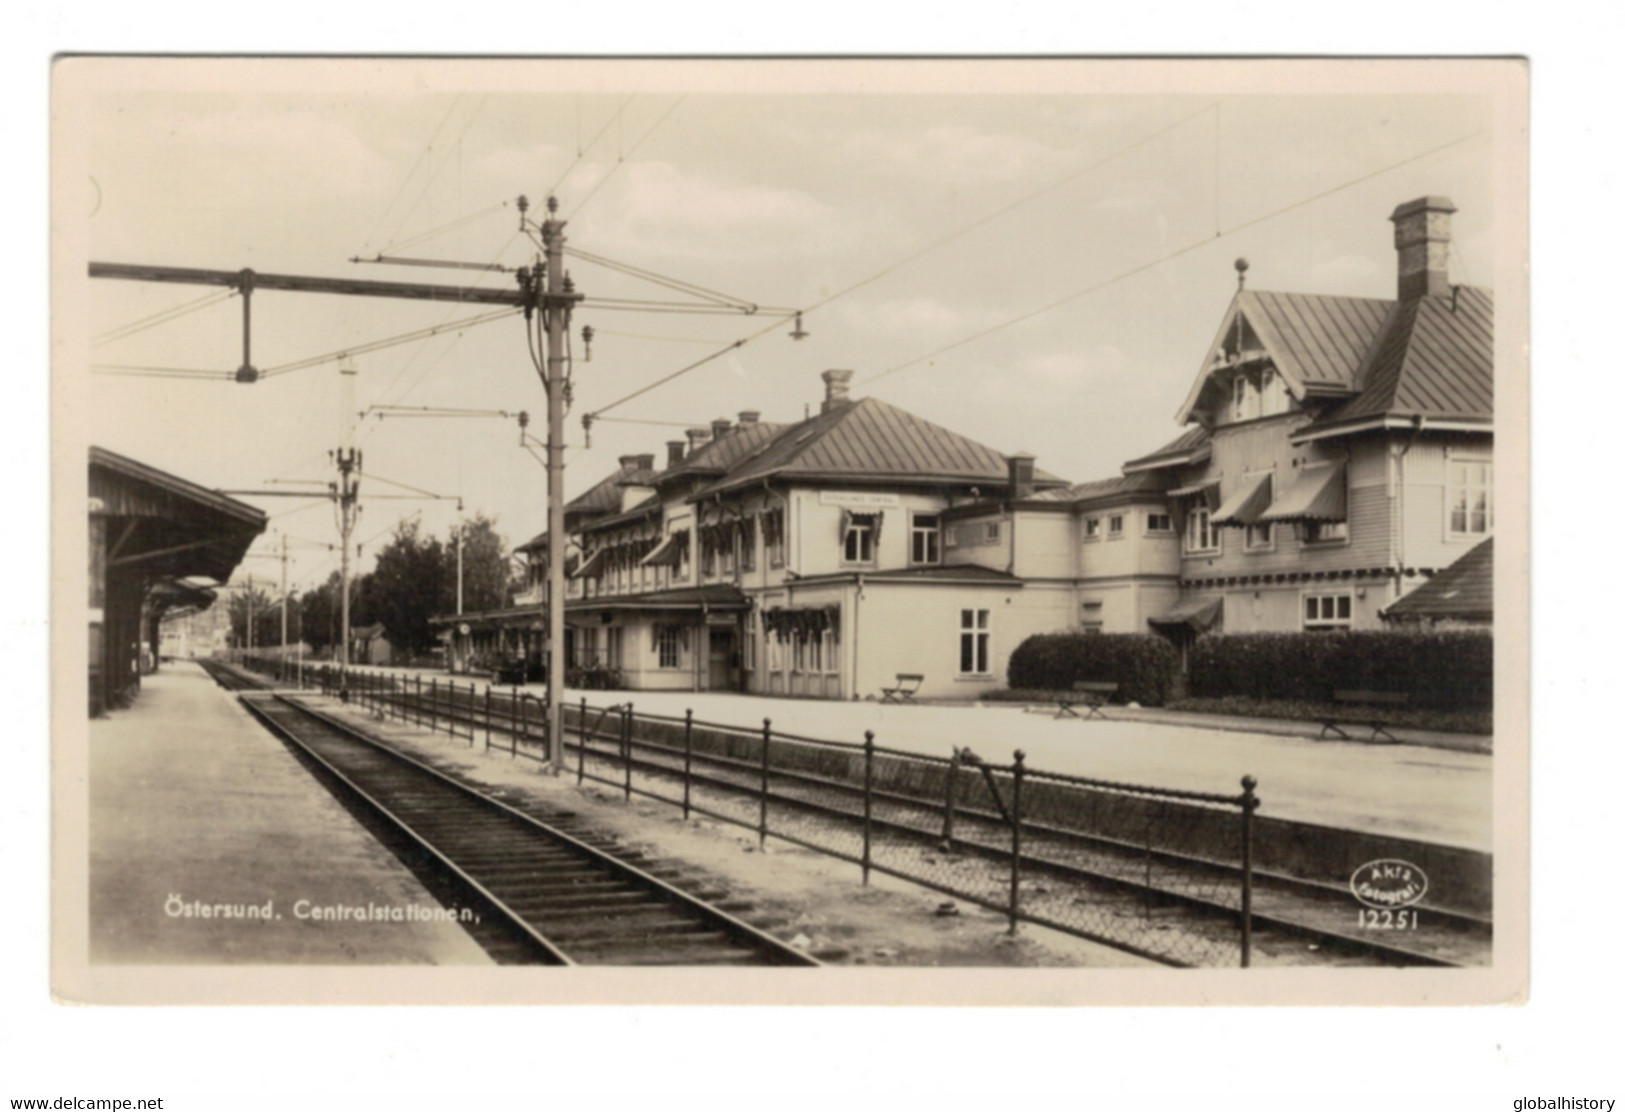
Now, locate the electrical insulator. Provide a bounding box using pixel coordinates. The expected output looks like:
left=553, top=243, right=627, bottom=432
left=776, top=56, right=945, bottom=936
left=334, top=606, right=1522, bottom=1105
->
left=790, top=311, right=809, bottom=341
left=581, top=325, right=595, bottom=362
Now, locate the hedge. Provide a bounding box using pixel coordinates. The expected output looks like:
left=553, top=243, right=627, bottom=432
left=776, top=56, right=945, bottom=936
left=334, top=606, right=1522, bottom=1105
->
left=1007, top=633, right=1181, bottom=707
left=1187, top=629, right=1492, bottom=712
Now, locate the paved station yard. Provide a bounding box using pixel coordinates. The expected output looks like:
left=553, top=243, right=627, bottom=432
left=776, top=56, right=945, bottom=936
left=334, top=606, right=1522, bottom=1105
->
left=87, top=663, right=492, bottom=965
left=345, top=665, right=1493, bottom=852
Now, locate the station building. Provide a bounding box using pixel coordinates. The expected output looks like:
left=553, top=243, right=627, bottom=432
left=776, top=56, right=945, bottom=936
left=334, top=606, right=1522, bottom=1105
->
left=438, top=195, right=1495, bottom=699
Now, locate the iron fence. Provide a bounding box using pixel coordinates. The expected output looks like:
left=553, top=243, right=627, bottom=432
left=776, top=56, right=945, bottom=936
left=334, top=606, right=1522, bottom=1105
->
left=226, top=653, right=1259, bottom=967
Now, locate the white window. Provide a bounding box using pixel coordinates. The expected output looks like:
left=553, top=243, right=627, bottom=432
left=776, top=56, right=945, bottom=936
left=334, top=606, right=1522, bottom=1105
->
left=910, top=513, right=941, bottom=565
left=1107, top=514, right=1125, bottom=537
left=1245, top=522, right=1274, bottom=551
left=959, top=608, right=991, bottom=675
left=1447, top=455, right=1493, bottom=537
left=1302, top=520, right=1348, bottom=545
left=1304, top=593, right=1353, bottom=631
left=843, top=518, right=875, bottom=563
left=1260, top=368, right=1289, bottom=416
left=739, top=518, right=757, bottom=572
left=1232, top=375, right=1260, bottom=422
left=985, top=521, right=1001, bottom=543
left=656, top=626, right=683, bottom=669
left=606, top=627, right=623, bottom=669
left=1084, top=517, right=1101, bottom=540
left=1145, top=513, right=1172, bottom=534
left=1184, top=506, right=1220, bottom=555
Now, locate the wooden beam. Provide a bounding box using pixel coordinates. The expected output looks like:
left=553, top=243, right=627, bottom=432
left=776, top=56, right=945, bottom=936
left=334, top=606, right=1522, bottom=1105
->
left=108, top=537, right=220, bottom=569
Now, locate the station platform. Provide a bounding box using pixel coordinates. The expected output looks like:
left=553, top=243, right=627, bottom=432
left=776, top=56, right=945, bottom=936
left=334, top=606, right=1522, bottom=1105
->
left=87, top=662, right=491, bottom=965
left=341, top=663, right=1494, bottom=851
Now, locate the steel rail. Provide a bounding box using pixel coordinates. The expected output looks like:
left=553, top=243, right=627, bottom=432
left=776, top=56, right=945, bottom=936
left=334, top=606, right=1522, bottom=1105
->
left=234, top=684, right=818, bottom=967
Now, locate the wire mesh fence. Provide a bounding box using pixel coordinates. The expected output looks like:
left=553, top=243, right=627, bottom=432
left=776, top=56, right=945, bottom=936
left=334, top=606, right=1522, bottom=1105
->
left=225, top=653, right=1259, bottom=967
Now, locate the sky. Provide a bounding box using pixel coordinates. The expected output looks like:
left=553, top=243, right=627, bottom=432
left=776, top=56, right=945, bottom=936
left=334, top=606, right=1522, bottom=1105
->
left=64, top=60, right=1505, bottom=594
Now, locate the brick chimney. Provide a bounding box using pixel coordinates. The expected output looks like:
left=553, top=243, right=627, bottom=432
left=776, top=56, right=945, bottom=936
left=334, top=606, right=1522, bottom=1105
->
left=737, top=410, right=761, bottom=426
left=686, top=426, right=712, bottom=453
left=1390, top=196, right=1457, bottom=300
left=666, top=440, right=686, bottom=468
left=635, top=453, right=655, bottom=472
left=821, top=368, right=855, bottom=414
left=618, top=454, right=640, bottom=470
left=1007, top=452, right=1036, bottom=500
left=711, top=418, right=732, bottom=440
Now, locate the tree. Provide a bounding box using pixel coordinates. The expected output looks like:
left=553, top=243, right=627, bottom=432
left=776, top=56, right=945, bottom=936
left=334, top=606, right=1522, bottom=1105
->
left=227, top=584, right=279, bottom=649
left=298, top=572, right=342, bottom=656
left=447, top=513, right=513, bottom=613
left=366, top=518, right=448, bottom=656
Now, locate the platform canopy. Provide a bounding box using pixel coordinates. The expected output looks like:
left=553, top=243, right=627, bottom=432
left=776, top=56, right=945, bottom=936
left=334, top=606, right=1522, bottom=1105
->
left=90, top=446, right=268, bottom=584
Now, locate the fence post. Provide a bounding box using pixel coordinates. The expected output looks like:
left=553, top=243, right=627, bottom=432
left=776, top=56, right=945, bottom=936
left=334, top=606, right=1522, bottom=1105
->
left=622, top=704, right=633, bottom=803
left=758, top=718, right=772, bottom=850
left=941, top=748, right=961, bottom=850
left=862, top=731, right=875, bottom=886
left=682, top=709, right=694, bottom=820
left=577, top=699, right=587, bottom=785
left=1240, top=774, right=1258, bottom=969
left=516, top=694, right=526, bottom=758
left=1008, top=750, right=1026, bottom=934
left=484, top=685, right=492, bottom=750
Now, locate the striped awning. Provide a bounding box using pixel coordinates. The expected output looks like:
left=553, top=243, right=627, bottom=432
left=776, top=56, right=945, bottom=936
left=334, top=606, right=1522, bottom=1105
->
left=1148, top=596, right=1223, bottom=632
left=1167, top=479, right=1219, bottom=498
left=1259, top=463, right=1346, bottom=523
left=640, top=530, right=689, bottom=568
left=1212, top=472, right=1273, bottom=527
left=570, top=548, right=608, bottom=579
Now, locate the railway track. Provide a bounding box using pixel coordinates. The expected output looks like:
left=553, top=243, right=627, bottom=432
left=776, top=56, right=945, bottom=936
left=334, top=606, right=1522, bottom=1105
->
left=208, top=660, right=1489, bottom=967
left=227, top=683, right=818, bottom=967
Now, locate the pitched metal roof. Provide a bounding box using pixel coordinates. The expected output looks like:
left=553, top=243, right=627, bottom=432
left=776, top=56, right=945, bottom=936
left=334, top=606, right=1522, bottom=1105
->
left=1121, top=427, right=1212, bottom=474
left=1314, top=286, right=1494, bottom=429
left=1034, top=470, right=1170, bottom=505
left=1239, top=290, right=1394, bottom=390
left=1384, top=537, right=1493, bottom=622
left=697, top=398, right=1061, bottom=497
left=657, top=421, right=788, bottom=484
left=566, top=460, right=646, bottom=516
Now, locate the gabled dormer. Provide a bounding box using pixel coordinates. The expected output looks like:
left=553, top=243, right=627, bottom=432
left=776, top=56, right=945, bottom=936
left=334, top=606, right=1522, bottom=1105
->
left=1176, top=279, right=1391, bottom=431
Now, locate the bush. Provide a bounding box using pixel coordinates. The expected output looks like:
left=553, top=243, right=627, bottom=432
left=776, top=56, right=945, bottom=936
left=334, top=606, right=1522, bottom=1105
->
left=1006, top=633, right=1181, bottom=707
left=1187, top=629, right=1492, bottom=712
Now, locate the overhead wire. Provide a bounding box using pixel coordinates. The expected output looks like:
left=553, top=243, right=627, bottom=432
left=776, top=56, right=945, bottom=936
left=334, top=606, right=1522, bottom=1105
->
left=256, top=306, right=520, bottom=379
left=583, top=101, right=1219, bottom=422
left=90, top=365, right=235, bottom=380
left=567, top=95, right=687, bottom=220
left=92, top=288, right=236, bottom=347
left=547, top=95, right=635, bottom=199
left=363, top=96, right=467, bottom=255
left=856, top=128, right=1490, bottom=389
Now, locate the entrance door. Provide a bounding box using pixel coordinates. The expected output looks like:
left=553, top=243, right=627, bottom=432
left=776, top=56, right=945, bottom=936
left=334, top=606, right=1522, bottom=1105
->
left=708, top=628, right=736, bottom=691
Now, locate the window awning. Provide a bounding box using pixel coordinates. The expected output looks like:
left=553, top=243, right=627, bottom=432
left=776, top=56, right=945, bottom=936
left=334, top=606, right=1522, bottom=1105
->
left=1259, top=463, right=1346, bottom=523
left=640, top=530, right=689, bottom=568
left=1148, top=596, right=1223, bottom=632
left=1166, top=478, right=1221, bottom=512
left=1212, top=472, right=1273, bottom=527
left=571, top=548, right=609, bottom=579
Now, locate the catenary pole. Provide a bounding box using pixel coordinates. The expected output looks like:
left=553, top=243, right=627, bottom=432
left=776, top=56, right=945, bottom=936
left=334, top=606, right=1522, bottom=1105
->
left=541, top=198, right=575, bottom=775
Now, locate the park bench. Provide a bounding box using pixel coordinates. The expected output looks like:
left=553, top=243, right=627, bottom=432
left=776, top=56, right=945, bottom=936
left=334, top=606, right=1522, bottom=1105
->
left=1318, top=689, right=1409, bottom=742
left=880, top=673, right=924, bottom=704
left=1056, top=681, right=1118, bottom=720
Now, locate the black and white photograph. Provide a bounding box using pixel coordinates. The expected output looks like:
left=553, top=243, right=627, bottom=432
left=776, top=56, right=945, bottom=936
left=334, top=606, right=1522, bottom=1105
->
left=50, top=57, right=1526, bottom=1006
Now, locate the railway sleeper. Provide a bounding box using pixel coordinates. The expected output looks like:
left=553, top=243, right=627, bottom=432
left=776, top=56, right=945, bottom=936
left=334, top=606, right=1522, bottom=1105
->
left=511, top=898, right=677, bottom=922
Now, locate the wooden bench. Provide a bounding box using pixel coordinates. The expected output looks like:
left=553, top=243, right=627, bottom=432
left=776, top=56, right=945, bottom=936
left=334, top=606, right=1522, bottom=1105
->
left=1056, top=681, right=1118, bottom=720
left=1319, top=689, right=1409, bottom=742
left=880, top=673, right=924, bottom=704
